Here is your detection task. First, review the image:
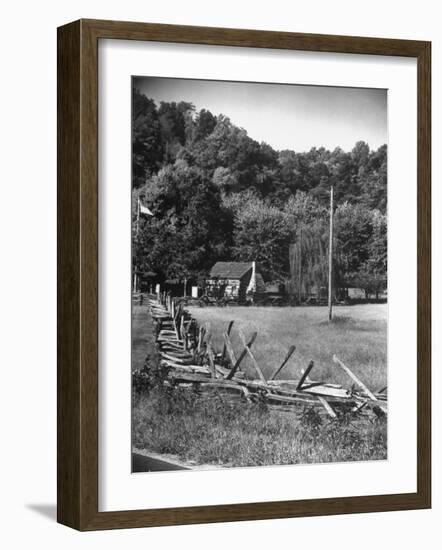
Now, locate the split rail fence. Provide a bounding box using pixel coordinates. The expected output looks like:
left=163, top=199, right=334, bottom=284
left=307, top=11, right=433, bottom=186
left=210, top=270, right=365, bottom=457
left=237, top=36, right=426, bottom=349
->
left=145, top=293, right=387, bottom=420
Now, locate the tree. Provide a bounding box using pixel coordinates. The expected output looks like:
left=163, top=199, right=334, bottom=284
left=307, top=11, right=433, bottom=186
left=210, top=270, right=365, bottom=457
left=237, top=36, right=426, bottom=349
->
left=284, top=193, right=329, bottom=298
left=359, top=145, right=387, bottom=212
left=131, top=90, right=389, bottom=293
left=334, top=202, right=375, bottom=286
left=194, top=109, right=217, bottom=141
left=212, top=166, right=239, bottom=194
left=333, top=203, right=386, bottom=296
left=348, top=270, right=386, bottom=299
left=134, top=161, right=231, bottom=283
left=158, top=101, right=195, bottom=162
left=368, top=210, right=387, bottom=275
left=232, top=196, right=291, bottom=281
left=190, top=116, right=279, bottom=195
left=283, top=191, right=327, bottom=228
left=360, top=209, right=387, bottom=297
left=132, top=89, right=164, bottom=188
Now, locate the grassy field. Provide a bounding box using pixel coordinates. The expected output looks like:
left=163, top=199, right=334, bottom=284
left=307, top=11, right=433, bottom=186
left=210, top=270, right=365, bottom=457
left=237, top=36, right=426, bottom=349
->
left=188, top=304, right=387, bottom=391
left=132, top=303, right=387, bottom=469
left=133, top=386, right=387, bottom=468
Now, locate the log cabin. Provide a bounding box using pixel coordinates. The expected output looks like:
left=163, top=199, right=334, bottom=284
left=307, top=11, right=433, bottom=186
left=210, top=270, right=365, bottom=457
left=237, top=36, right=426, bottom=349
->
left=205, top=261, right=265, bottom=302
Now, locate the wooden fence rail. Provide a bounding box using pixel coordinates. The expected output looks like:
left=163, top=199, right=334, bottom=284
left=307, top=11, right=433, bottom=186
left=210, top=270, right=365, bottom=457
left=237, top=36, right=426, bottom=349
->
left=145, top=295, right=387, bottom=421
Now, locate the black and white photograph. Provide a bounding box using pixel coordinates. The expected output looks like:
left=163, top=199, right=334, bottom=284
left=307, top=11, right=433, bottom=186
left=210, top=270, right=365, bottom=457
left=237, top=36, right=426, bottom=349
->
left=131, top=76, right=388, bottom=473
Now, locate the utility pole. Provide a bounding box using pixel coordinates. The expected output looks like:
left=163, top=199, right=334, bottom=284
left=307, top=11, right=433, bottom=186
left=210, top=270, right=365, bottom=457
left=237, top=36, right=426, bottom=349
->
left=328, top=184, right=334, bottom=321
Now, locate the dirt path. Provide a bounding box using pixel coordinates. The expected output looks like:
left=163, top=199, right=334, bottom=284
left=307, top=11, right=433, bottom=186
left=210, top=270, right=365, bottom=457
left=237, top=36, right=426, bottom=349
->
left=132, top=304, right=157, bottom=372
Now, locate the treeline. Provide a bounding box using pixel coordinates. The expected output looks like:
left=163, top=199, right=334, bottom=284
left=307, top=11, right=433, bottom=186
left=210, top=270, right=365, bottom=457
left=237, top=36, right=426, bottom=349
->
left=133, top=88, right=387, bottom=296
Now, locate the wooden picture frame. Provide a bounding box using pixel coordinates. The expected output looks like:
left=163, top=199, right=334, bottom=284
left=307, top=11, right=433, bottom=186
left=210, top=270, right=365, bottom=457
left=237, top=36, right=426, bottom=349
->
left=57, top=19, right=431, bottom=531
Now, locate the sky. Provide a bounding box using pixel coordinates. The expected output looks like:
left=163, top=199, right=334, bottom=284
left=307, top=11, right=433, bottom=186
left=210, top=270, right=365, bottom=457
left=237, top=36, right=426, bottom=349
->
left=133, top=76, right=387, bottom=153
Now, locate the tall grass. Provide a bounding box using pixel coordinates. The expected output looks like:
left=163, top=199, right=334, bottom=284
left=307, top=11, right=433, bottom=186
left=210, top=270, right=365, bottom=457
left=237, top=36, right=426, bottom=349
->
left=133, top=379, right=387, bottom=468
left=188, top=304, right=387, bottom=390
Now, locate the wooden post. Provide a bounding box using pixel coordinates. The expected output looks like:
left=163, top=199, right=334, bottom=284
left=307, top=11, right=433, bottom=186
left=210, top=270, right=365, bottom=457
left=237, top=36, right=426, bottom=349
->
left=238, top=330, right=267, bottom=384
left=198, top=326, right=206, bottom=353
left=180, top=314, right=185, bottom=348
left=270, top=345, right=296, bottom=380
left=332, top=355, right=377, bottom=402
left=206, top=341, right=217, bottom=378
left=223, top=332, right=237, bottom=367
left=297, top=360, right=315, bottom=390
left=221, top=321, right=234, bottom=362
left=328, top=184, right=334, bottom=321
left=317, top=396, right=337, bottom=418
left=226, top=331, right=257, bottom=380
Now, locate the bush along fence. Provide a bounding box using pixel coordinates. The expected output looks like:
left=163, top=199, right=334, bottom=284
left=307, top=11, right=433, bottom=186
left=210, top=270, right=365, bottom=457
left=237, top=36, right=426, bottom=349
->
left=139, top=292, right=387, bottom=421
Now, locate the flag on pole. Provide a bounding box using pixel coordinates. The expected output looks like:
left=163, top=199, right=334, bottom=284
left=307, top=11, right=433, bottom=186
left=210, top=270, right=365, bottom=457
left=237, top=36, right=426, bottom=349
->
left=138, top=199, right=153, bottom=216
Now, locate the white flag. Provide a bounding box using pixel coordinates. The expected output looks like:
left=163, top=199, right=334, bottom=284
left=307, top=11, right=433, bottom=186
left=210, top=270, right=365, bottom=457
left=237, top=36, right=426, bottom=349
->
left=139, top=199, right=153, bottom=216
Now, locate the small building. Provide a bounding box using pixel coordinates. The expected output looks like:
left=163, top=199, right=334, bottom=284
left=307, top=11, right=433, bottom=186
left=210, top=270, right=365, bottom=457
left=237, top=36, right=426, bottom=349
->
left=347, top=287, right=366, bottom=300
left=206, top=261, right=265, bottom=302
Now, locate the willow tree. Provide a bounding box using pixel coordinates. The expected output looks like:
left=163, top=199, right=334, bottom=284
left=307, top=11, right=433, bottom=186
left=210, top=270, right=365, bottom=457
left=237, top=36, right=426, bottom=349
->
left=285, top=193, right=329, bottom=300
left=288, top=218, right=329, bottom=301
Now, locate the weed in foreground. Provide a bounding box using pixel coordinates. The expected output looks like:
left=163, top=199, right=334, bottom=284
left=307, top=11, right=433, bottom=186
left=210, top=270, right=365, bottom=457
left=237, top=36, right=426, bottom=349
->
left=132, top=368, right=387, bottom=468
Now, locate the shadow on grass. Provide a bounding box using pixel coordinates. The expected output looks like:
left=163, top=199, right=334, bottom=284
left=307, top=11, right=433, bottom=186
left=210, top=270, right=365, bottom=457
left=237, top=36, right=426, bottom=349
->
left=318, top=315, right=380, bottom=332
left=318, top=315, right=356, bottom=326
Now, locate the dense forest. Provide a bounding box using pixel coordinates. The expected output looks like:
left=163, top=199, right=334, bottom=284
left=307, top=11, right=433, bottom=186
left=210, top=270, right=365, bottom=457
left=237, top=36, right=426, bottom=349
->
left=132, top=88, right=387, bottom=298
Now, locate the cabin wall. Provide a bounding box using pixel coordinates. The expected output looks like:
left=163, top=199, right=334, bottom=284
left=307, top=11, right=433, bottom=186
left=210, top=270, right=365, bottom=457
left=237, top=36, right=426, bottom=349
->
left=205, top=269, right=254, bottom=302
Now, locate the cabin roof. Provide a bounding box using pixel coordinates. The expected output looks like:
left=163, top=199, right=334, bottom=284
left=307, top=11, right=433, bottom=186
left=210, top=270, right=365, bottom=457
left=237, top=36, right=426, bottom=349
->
left=209, top=261, right=254, bottom=279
